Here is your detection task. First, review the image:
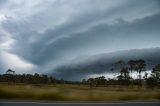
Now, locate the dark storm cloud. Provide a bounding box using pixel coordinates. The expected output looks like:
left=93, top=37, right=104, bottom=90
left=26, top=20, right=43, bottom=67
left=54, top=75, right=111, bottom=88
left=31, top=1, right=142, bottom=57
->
left=3, top=11, right=159, bottom=77
left=156, top=0, right=160, bottom=6
left=53, top=47, right=160, bottom=81
left=48, top=13, right=160, bottom=80
left=30, top=13, right=160, bottom=65
left=0, top=0, right=160, bottom=78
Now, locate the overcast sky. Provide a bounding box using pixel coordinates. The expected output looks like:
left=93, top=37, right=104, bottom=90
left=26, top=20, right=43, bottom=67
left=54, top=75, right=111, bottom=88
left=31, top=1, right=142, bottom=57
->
left=0, top=0, right=160, bottom=76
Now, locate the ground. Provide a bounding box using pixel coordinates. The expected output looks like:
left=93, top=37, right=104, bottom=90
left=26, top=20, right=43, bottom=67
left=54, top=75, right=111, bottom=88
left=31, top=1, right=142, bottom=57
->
left=0, top=83, right=160, bottom=101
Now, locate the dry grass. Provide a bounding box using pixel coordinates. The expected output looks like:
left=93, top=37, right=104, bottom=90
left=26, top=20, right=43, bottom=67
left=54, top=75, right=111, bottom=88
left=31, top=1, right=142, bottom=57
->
left=0, top=83, right=160, bottom=101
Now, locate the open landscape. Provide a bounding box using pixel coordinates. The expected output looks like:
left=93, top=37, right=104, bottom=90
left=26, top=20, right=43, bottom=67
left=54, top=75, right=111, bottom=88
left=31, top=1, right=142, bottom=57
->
left=0, top=59, right=160, bottom=101
left=0, top=83, right=160, bottom=101
left=0, top=0, right=160, bottom=105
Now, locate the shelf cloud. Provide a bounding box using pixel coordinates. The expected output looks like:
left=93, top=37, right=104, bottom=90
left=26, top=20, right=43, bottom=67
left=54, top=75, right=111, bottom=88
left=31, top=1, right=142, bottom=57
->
left=0, top=0, right=160, bottom=80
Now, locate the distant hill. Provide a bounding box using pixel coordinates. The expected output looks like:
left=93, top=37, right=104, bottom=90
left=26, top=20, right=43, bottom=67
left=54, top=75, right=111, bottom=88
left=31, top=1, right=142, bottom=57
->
left=51, top=47, right=160, bottom=81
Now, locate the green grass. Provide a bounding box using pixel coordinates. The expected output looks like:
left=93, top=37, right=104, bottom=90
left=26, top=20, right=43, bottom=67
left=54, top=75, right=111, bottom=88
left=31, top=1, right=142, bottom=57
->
left=0, top=83, right=160, bottom=101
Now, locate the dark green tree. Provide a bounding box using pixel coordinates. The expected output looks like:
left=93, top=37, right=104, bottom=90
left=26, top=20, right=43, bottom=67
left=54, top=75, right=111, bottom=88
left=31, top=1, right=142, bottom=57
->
left=147, top=64, right=160, bottom=88
left=117, top=67, right=130, bottom=86
left=87, top=78, right=96, bottom=88
left=82, top=79, right=87, bottom=86
left=112, top=60, right=130, bottom=86
left=94, top=76, right=107, bottom=87
left=152, top=64, right=160, bottom=82
left=134, top=60, right=146, bottom=86
left=128, top=60, right=136, bottom=87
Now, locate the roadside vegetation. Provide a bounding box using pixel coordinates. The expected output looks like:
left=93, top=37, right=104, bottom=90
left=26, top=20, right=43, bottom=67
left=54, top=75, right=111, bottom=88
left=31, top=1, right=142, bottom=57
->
left=0, top=59, right=160, bottom=101
left=0, top=84, right=160, bottom=101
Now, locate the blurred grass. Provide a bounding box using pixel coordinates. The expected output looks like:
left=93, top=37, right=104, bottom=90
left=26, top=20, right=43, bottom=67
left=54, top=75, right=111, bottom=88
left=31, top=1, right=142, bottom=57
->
left=0, top=83, right=160, bottom=101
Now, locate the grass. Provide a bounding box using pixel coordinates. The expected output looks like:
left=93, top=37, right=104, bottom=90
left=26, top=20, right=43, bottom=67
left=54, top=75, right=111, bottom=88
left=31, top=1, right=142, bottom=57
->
left=0, top=83, right=160, bottom=101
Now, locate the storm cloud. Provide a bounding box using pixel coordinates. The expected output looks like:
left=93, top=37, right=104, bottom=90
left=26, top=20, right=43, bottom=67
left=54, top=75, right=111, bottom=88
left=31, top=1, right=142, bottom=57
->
left=0, top=0, right=160, bottom=80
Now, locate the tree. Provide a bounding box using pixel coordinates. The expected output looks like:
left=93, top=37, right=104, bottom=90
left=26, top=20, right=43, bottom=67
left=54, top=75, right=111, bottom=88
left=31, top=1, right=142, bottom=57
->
left=128, top=60, right=136, bottom=87
left=135, top=60, right=146, bottom=86
left=41, top=74, right=49, bottom=84
left=112, top=60, right=125, bottom=70
left=33, top=73, right=41, bottom=84
left=87, top=78, right=96, bottom=88
left=112, top=60, right=130, bottom=86
left=117, top=67, right=130, bottom=86
left=82, top=79, right=87, bottom=86
left=94, top=76, right=107, bottom=87
left=112, top=60, right=126, bottom=77
left=152, top=64, right=160, bottom=82
left=147, top=64, right=160, bottom=88
left=146, top=75, right=157, bottom=89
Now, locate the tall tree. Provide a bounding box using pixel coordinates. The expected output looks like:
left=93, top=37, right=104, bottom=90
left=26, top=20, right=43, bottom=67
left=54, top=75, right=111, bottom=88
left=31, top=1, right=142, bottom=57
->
left=117, top=67, right=130, bottom=86
left=151, top=64, right=160, bottom=87
left=134, top=59, right=146, bottom=86
left=128, top=60, right=136, bottom=87
left=112, top=60, right=126, bottom=77
left=112, top=60, right=130, bottom=86
left=152, top=64, right=160, bottom=81
left=82, top=79, right=87, bottom=86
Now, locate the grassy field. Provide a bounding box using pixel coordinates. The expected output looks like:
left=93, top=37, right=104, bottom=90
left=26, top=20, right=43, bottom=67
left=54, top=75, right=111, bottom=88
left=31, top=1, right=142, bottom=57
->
left=0, top=83, right=160, bottom=101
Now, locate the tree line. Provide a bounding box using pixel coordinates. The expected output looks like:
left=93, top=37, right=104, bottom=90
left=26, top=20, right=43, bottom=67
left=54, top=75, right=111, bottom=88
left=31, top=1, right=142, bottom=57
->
left=0, top=59, right=160, bottom=89
left=0, top=71, right=79, bottom=85
left=82, top=59, right=160, bottom=89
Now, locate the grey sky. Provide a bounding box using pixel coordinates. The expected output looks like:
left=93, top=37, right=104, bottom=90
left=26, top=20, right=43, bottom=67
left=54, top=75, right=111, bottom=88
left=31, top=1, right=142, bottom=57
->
left=0, top=0, right=160, bottom=79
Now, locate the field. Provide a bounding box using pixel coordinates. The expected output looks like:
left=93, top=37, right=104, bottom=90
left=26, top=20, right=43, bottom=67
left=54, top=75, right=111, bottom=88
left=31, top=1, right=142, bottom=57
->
left=0, top=83, right=160, bottom=101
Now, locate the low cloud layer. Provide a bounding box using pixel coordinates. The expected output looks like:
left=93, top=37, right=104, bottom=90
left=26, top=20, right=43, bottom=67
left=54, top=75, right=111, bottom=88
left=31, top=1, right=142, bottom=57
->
left=53, top=47, right=160, bottom=80
left=0, top=0, right=160, bottom=79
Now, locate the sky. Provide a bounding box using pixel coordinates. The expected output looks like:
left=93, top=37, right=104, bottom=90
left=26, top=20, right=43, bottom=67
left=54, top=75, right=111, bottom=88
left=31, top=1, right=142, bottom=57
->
left=0, top=0, right=160, bottom=79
